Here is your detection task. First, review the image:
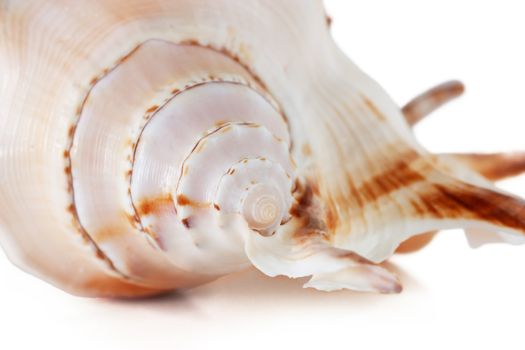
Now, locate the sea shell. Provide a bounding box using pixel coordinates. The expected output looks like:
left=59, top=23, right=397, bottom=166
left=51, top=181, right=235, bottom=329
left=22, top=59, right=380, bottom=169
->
left=1, top=0, right=525, bottom=297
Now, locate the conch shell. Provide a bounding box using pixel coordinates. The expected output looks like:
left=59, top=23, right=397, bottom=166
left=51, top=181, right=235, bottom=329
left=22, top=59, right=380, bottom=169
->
left=1, top=0, right=524, bottom=297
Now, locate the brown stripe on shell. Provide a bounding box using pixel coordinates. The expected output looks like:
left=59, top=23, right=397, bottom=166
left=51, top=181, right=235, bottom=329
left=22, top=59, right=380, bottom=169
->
left=137, top=194, right=176, bottom=216
left=354, top=149, right=426, bottom=204
left=176, top=194, right=192, bottom=206
left=289, top=180, right=332, bottom=244
left=290, top=180, right=314, bottom=219
left=176, top=194, right=209, bottom=208
left=93, top=223, right=127, bottom=243
left=145, top=105, right=159, bottom=114
left=402, top=80, right=465, bottom=126
left=444, top=152, right=525, bottom=181
left=362, top=95, right=386, bottom=122
left=324, top=197, right=340, bottom=231
left=420, top=182, right=525, bottom=232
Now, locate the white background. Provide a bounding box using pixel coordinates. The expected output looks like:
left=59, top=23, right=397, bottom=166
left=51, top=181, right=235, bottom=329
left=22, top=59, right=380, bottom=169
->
left=1, top=1, right=525, bottom=349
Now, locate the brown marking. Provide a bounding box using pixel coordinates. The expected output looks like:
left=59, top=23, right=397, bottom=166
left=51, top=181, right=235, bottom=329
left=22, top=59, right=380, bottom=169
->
left=418, top=192, right=443, bottom=218
left=290, top=182, right=314, bottom=218
left=125, top=169, right=132, bottom=178
left=176, top=194, right=209, bottom=208
left=214, top=119, right=229, bottom=127
left=302, top=143, right=312, bottom=157
left=403, top=81, right=465, bottom=126
left=66, top=203, right=75, bottom=214
left=194, top=140, right=207, bottom=153
left=325, top=15, right=333, bottom=27
left=124, top=138, right=133, bottom=147
left=363, top=96, right=386, bottom=122
left=310, top=181, right=320, bottom=196
left=95, top=248, right=115, bottom=262
left=176, top=194, right=192, bottom=206
left=64, top=166, right=71, bottom=175
left=448, top=152, right=525, bottom=181
left=213, top=203, right=221, bottom=211
left=94, top=226, right=121, bottom=242
left=138, top=194, right=176, bottom=216
left=427, top=183, right=525, bottom=232
left=116, top=46, right=141, bottom=65
left=355, top=150, right=424, bottom=203
left=325, top=203, right=339, bottom=231
left=181, top=217, right=192, bottom=229
left=146, top=105, right=159, bottom=114
left=180, top=39, right=199, bottom=46
left=409, top=198, right=426, bottom=217
left=89, top=76, right=99, bottom=86
left=67, top=125, right=76, bottom=138
left=126, top=213, right=140, bottom=228
left=75, top=103, right=84, bottom=116
left=288, top=180, right=339, bottom=244
left=218, top=125, right=233, bottom=134
left=228, top=168, right=236, bottom=175
left=63, top=150, right=69, bottom=158
left=280, top=216, right=292, bottom=226
left=171, top=88, right=180, bottom=94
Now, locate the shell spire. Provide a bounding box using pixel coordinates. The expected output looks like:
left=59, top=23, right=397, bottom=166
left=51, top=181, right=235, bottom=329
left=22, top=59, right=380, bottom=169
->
left=0, top=0, right=524, bottom=297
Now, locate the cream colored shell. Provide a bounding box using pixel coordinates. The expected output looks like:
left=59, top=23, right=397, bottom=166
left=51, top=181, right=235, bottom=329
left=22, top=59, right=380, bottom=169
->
left=1, top=0, right=525, bottom=297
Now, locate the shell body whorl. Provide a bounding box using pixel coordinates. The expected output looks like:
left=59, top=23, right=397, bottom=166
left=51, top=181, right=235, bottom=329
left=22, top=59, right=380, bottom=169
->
left=2, top=0, right=525, bottom=296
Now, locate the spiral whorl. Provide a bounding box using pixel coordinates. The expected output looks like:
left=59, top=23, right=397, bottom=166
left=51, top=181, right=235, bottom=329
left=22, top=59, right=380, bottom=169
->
left=242, top=183, right=287, bottom=235
left=175, top=122, right=293, bottom=235
left=65, top=40, right=295, bottom=290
